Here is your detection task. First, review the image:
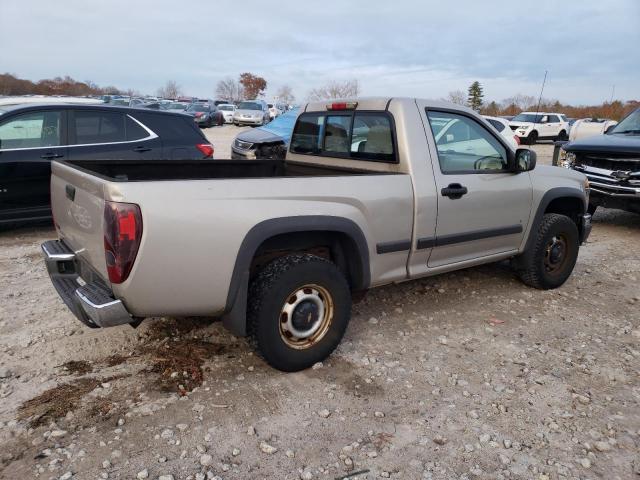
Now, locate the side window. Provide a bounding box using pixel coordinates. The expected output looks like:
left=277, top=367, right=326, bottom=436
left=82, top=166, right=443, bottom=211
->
left=290, top=113, right=325, bottom=154
left=0, top=111, right=61, bottom=150
left=126, top=116, right=149, bottom=141
left=73, top=111, right=126, bottom=144
left=427, top=111, right=508, bottom=173
left=323, top=115, right=351, bottom=154
left=547, top=115, right=559, bottom=123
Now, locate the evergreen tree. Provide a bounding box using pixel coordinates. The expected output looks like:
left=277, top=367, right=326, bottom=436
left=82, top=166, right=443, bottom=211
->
left=467, top=81, right=484, bottom=112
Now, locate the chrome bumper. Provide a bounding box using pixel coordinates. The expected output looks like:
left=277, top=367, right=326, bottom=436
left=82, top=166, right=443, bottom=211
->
left=41, top=240, right=133, bottom=328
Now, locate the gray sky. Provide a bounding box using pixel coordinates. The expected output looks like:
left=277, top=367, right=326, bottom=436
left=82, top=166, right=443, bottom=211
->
left=1, top=0, right=638, bottom=104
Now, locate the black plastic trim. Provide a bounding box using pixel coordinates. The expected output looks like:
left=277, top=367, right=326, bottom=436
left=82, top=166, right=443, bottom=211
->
left=435, top=225, right=523, bottom=246
left=222, top=216, right=370, bottom=336
left=376, top=240, right=411, bottom=254
left=416, top=237, right=436, bottom=249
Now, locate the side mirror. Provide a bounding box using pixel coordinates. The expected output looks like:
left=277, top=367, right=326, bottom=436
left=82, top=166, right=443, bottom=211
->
left=605, top=124, right=616, bottom=134
left=515, top=148, right=536, bottom=172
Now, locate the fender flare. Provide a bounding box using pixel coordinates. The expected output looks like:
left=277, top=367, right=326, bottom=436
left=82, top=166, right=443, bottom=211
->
left=521, top=187, right=587, bottom=254
left=222, top=216, right=371, bottom=336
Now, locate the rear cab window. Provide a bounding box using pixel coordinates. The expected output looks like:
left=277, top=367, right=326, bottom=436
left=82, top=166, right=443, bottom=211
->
left=290, top=110, right=396, bottom=162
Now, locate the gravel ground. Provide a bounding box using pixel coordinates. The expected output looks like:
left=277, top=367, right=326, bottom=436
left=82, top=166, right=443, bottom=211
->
left=0, top=137, right=639, bottom=480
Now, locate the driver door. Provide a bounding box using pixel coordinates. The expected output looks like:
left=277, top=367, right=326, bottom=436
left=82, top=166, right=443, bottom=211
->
left=419, top=107, right=533, bottom=268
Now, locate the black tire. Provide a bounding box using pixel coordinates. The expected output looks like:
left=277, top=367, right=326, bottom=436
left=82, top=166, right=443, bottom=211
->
left=516, top=213, right=579, bottom=290
left=557, top=130, right=567, bottom=141
left=587, top=203, right=598, bottom=215
left=527, top=130, right=538, bottom=145
left=247, top=253, right=351, bottom=372
left=207, top=118, right=213, bottom=128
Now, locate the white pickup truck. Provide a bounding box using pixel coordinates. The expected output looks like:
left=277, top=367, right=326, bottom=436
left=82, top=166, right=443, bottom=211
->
left=42, top=98, right=591, bottom=371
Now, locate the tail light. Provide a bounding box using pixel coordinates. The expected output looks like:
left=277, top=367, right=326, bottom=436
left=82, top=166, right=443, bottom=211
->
left=196, top=143, right=214, bottom=158
left=195, top=112, right=204, bottom=117
left=103, top=201, right=142, bottom=284
left=514, top=135, right=521, bottom=145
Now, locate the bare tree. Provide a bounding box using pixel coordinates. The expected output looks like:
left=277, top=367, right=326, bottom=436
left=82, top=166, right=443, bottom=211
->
left=276, top=85, right=295, bottom=105
left=445, top=90, right=466, bottom=105
left=307, top=79, right=360, bottom=101
left=216, top=78, right=243, bottom=102
left=502, top=93, right=536, bottom=111
left=157, top=80, right=182, bottom=99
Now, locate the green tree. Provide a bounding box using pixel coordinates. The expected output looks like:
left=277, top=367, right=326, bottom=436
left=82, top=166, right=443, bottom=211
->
left=467, top=81, right=484, bottom=112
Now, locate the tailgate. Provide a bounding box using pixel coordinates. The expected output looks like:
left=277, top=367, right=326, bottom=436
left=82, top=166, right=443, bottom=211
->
left=50, top=161, right=109, bottom=280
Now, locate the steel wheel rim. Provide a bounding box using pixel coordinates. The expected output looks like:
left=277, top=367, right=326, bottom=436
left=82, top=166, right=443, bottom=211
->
left=544, top=234, right=569, bottom=274
left=279, top=284, right=334, bottom=350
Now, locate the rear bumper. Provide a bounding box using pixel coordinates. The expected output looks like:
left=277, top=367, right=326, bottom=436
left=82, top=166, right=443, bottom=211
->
left=41, top=240, right=134, bottom=328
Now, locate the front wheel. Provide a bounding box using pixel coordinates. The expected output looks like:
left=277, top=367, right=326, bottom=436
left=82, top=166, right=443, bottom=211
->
left=515, top=213, right=579, bottom=290
left=527, top=130, right=538, bottom=145
left=557, top=130, right=567, bottom=141
left=247, top=254, right=351, bottom=372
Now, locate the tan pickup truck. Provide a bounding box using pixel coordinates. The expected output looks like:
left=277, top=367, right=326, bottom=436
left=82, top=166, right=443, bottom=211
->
left=42, top=97, right=592, bottom=371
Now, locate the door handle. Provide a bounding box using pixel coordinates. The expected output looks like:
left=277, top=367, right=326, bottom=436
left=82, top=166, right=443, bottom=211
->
left=441, top=183, right=468, bottom=199
left=40, top=152, right=64, bottom=160
left=133, top=146, right=151, bottom=152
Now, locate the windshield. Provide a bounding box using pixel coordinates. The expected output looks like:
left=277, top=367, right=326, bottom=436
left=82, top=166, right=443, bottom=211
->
left=611, top=109, right=640, bottom=134
left=512, top=113, right=544, bottom=123
left=187, top=104, right=210, bottom=112
left=238, top=102, right=261, bottom=110
left=167, top=102, right=187, bottom=110
left=218, top=105, right=234, bottom=111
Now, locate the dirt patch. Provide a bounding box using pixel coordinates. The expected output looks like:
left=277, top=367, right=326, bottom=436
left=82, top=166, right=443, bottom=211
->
left=58, top=360, right=93, bottom=376
left=144, top=317, right=216, bottom=340
left=142, top=339, right=239, bottom=394
left=17, top=378, right=103, bottom=428
left=103, top=354, right=129, bottom=367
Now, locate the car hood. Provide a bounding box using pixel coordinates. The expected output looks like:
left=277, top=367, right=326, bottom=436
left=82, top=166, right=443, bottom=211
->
left=235, top=127, right=284, bottom=145
left=235, top=109, right=262, bottom=116
left=564, top=133, right=640, bottom=155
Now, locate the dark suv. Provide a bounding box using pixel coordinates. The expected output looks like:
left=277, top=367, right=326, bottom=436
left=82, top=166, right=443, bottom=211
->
left=0, top=104, right=214, bottom=224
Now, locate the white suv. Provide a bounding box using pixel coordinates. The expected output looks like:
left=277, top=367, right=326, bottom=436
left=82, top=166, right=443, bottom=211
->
left=509, top=112, right=569, bottom=145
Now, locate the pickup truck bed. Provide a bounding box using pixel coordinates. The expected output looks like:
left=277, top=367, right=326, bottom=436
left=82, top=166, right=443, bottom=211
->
left=68, top=159, right=390, bottom=182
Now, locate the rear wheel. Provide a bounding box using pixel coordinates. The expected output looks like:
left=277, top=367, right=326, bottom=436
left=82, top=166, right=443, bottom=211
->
left=247, top=254, right=351, bottom=372
left=516, top=213, right=579, bottom=290
left=527, top=130, right=538, bottom=145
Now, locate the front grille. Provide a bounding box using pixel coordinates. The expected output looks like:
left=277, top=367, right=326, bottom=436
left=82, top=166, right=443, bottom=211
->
left=578, top=154, right=640, bottom=172
left=510, top=125, right=518, bottom=131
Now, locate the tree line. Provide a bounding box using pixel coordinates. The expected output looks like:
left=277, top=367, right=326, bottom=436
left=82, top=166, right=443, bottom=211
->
left=2, top=72, right=636, bottom=120
left=448, top=81, right=639, bottom=121
left=0, top=73, right=126, bottom=97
